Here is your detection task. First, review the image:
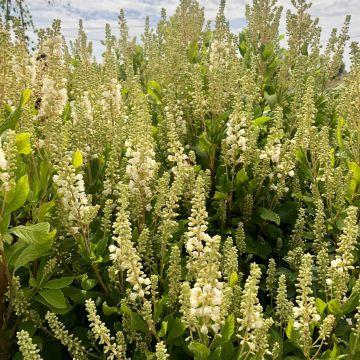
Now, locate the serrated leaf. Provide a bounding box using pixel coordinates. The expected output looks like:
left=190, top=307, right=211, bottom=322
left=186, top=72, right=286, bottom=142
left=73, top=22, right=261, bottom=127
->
left=220, top=314, right=234, bottom=342
left=102, top=302, right=118, bottom=316
left=349, top=161, right=360, bottom=183
left=10, top=222, right=56, bottom=246
left=188, top=341, right=210, bottom=360
left=246, top=236, right=272, bottom=260
left=258, top=207, right=280, bottom=225
left=229, top=272, right=238, bottom=287
left=38, top=288, right=67, bottom=309
left=210, top=347, right=221, bottom=360
left=337, top=116, right=345, bottom=147
left=0, top=89, right=31, bottom=133
left=73, top=149, right=83, bottom=169
left=43, top=277, right=75, bottom=289
left=220, top=341, right=234, bottom=359
left=210, top=314, right=234, bottom=350
left=158, top=321, right=168, bottom=338
left=15, top=132, right=32, bottom=155
left=328, top=299, right=343, bottom=316
left=81, top=278, right=98, bottom=291
left=213, top=191, right=227, bottom=200
left=235, top=169, right=248, bottom=185
left=254, top=116, right=272, bottom=126
left=167, top=316, right=186, bottom=343
left=148, top=80, right=161, bottom=93
left=5, top=175, right=29, bottom=215
left=34, top=201, right=55, bottom=222
left=342, top=293, right=360, bottom=314
left=198, top=132, right=212, bottom=155
left=147, top=80, right=162, bottom=105
left=286, top=319, right=294, bottom=340
left=120, top=304, right=148, bottom=333
left=14, top=243, right=52, bottom=272
left=315, top=298, right=327, bottom=315
left=264, top=92, right=277, bottom=109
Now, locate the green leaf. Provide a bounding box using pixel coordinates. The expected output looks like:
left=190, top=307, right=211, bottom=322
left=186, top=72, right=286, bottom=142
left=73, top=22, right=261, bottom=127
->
left=21, top=89, right=31, bottom=107
left=102, top=302, right=118, bottom=316
left=5, top=175, right=29, bottom=215
left=81, top=278, right=98, bottom=291
left=245, top=236, right=272, bottom=260
left=210, top=314, right=234, bottom=350
left=188, top=40, right=199, bottom=63
left=62, top=287, right=88, bottom=303
left=167, top=316, right=186, bottom=343
left=275, top=202, right=299, bottom=225
left=43, top=277, right=75, bottom=289
left=220, top=314, right=234, bottom=343
left=349, top=332, right=360, bottom=354
left=315, top=298, right=327, bottom=315
left=147, top=80, right=162, bottom=105
left=198, top=132, right=212, bottom=155
left=262, top=43, right=274, bottom=59
left=254, top=116, right=272, bottom=127
left=328, top=299, right=343, bottom=316
left=148, top=80, right=161, bottom=93
left=38, top=288, right=67, bottom=309
left=220, top=342, right=234, bottom=360
left=257, top=207, right=280, bottom=225
left=34, top=201, right=55, bottom=222
left=235, top=169, right=248, bottom=185
left=9, top=222, right=56, bottom=246
left=0, top=89, right=31, bottom=133
left=229, top=272, right=238, bottom=287
left=14, top=243, right=52, bottom=272
left=213, top=191, right=227, bottom=200
left=210, top=347, right=221, bottom=360
left=158, top=321, right=168, bottom=338
left=15, top=132, right=32, bottom=155
left=349, top=161, right=360, bottom=183
left=264, top=92, right=277, bottom=109
left=0, top=213, right=10, bottom=234
left=120, top=305, right=148, bottom=333
left=9, top=223, right=55, bottom=272
left=188, top=342, right=210, bottom=360
left=73, top=149, right=83, bottom=169
left=337, top=116, right=345, bottom=147
left=342, top=293, right=360, bottom=314
left=4, top=240, right=26, bottom=266
left=286, top=319, right=294, bottom=340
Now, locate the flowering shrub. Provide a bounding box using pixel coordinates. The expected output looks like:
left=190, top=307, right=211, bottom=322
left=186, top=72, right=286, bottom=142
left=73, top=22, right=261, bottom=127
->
left=0, top=0, right=360, bottom=359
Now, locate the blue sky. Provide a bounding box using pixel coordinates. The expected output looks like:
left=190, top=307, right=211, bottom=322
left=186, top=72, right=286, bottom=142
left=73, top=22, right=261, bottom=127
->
left=28, top=0, right=360, bottom=65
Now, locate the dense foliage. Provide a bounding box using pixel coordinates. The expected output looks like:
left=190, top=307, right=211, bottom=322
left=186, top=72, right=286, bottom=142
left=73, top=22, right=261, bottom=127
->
left=0, top=0, right=360, bottom=359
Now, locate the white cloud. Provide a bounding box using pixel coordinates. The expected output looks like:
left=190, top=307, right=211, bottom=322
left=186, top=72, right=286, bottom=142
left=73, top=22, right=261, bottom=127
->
left=27, top=0, right=359, bottom=65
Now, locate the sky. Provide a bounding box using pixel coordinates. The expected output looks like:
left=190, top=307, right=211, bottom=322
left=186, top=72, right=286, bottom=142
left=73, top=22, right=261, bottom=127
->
left=26, top=0, right=360, bottom=65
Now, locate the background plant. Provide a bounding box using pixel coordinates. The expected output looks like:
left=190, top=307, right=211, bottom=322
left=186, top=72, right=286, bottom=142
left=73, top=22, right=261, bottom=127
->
left=0, top=0, right=360, bottom=359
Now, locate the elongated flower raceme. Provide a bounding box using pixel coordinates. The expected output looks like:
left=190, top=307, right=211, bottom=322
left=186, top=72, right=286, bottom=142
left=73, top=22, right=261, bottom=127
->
left=327, top=206, right=358, bottom=300
left=0, top=138, right=10, bottom=192
left=85, top=299, right=126, bottom=359
left=293, top=254, right=320, bottom=357
left=109, top=183, right=151, bottom=302
left=155, top=341, right=169, bottom=360
left=45, top=312, right=88, bottom=360
left=53, top=153, right=99, bottom=236
left=237, top=263, right=273, bottom=357
left=16, top=330, right=43, bottom=360
left=188, top=235, right=225, bottom=336
left=185, top=175, right=211, bottom=275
